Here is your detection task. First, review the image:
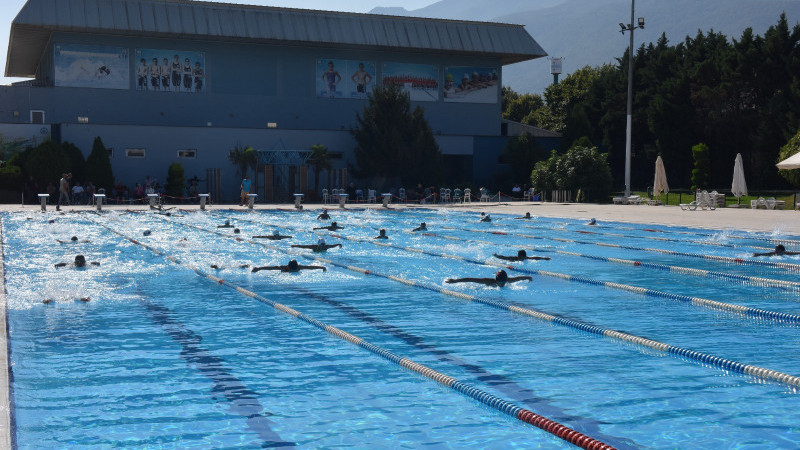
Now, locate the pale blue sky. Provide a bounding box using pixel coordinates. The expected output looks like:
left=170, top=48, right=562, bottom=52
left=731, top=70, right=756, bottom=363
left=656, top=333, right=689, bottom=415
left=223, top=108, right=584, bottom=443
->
left=1, top=0, right=436, bottom=85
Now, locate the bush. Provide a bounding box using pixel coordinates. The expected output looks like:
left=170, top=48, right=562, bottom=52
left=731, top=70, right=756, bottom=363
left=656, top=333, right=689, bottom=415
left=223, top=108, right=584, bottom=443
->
left=0, top=165, right=23, bottom=190
left=62, top=141, right=86, bottom=183
left=166, top=163, right=185, bottom=199
left=86, top=137, right=114, bottom=191
left=530, top=144, right=612, bottom=202
left=691, top=143, right=710, bottom=190
left=23, top=141, right=70, bottom=187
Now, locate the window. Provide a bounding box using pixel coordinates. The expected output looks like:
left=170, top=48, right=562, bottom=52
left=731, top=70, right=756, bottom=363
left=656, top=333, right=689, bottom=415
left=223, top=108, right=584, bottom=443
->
left=126, top=148, right=146, bottom=158
left=177, top=149, right=197, bottom=159
left=30, top=110, right=45, bottom=124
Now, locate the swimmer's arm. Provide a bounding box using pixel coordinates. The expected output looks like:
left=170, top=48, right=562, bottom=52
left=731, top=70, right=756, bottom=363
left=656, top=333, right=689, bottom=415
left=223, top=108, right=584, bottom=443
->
left=54, top=262, right=68, bottom=268
left=446, top=277, right=492, bottom=285
left=492, top=254, right=516, bottom=261
left=752, top=252, right=774, bottom=257
left=291, top=245, right=314, bottom=249
left=507, top=276, right=533, bottom=283
left=526, top=256, right=551, bottom=261
left=300, top=265, right=327, bottom=272
left=90, top=262, right=100, bottom=266
left=331, top=244, right=342, bottom=249
left=239, top=264, right=250, bottom=269
left=312, top=226, right=325, bottom=230
left=251, top=266, right=281, bottom=273
left=786, top=251, right=800, bottom=256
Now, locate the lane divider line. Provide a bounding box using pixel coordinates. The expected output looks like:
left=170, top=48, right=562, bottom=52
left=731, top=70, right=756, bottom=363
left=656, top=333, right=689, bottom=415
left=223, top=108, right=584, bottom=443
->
left=588, top=222, right=800, bottom=248
left=88, top=214, right=616, bottom=450
left=158, top=212, right=800, bottom=389
left=245, top=217, right=800, bottom=324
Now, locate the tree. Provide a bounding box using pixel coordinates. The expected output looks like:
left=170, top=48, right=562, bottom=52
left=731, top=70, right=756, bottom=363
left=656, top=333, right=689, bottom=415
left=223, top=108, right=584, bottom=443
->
left=23, top=141, right=69, bottom=188
left=85, top=136, right=114, bottom=190
left=62, top=141, right=86, bottom=183
left=308, top=144, right=332, bottom=195
left=691, top=143, right=710, bottom=190
left=165, top=162, right=185, bottom=199
left=503, top=133, right=547, bottom=184
left=352, top=83, right=442, bottom=186
left=778, top=129, right=800, bottom=187
left=228, top=145, right=258, bottom=178
left=530, top=142, right=612, bottom=203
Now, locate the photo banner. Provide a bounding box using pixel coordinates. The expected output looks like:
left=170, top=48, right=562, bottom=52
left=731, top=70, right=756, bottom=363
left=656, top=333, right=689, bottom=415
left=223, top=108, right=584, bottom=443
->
left=316, top=59, right=376, bottom=99
left=443, top=67, right=499, bottom=103
left=382, top=62, right=439, bottom=102
left=54, top=44, right=129, bottom=89
left=135, top=49, right=206, bottom=93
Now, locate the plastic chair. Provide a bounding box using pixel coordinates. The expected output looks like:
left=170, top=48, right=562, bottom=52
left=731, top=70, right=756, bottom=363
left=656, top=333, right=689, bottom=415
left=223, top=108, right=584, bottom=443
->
left=322, top=188, right=329, bottom=204
left=399, top=188, right=407, bottom=203
left=453, top=188, right=462, bottom=203
left=367, top=189, right=376, bottom=203
left=463, top=188, right=472, bottom=203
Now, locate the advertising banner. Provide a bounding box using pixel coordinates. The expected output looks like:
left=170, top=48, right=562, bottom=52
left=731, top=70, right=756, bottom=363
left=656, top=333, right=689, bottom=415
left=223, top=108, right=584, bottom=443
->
left=135, top=49, right=206, bottom=93
left=54, top=44, right=129, bottom=89
left=443, top=66, right=499, bottom=103
left=382, top=62, right=439, bottom=102
left=316, top=59, right=376, bottom=99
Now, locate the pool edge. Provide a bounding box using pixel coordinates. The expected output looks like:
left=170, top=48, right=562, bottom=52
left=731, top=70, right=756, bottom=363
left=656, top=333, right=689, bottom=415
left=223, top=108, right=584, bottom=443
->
left=0, top=215, right=12, bottom=449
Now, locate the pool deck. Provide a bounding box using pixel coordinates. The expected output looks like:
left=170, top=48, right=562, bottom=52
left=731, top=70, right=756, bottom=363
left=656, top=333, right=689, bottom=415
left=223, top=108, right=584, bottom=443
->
left=0, top=200, right=797, bottom=446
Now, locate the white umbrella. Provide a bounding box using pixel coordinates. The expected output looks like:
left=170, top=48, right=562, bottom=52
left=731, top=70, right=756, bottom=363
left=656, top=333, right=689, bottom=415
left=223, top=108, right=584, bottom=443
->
left=776, top=152, right=800, bottom=170
left=731, top=153, right=748, bottom=203
left=653, top=155, right=669, bottom=197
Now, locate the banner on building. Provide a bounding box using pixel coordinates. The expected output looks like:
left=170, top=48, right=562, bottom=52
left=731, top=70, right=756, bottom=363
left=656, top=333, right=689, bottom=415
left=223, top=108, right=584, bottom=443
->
left=382, top=62, right=439, bottom=102
left=54, top=44, right=129, bottom=89
left=443, top=66, right=499, bottom=103
left=135, top=49, right=206, bottom=93
left=316, top=59, right=376, bottom=99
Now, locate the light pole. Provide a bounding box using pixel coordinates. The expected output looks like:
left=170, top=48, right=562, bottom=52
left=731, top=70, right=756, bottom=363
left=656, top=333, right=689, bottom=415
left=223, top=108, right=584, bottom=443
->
left=619, top=1, right=644, bottom=198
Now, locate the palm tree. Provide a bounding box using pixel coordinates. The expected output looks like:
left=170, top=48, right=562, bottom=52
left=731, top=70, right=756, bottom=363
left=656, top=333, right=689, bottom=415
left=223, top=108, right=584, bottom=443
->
left=228, top=144, right=258, bottom=178
left=308, top=144, right=332, bottom=197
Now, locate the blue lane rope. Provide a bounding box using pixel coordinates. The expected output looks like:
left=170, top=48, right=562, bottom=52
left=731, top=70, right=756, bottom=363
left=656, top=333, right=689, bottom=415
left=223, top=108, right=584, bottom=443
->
left=87, top=214, right=615, bottom=450
left=154, top=212, right=800, bottom=389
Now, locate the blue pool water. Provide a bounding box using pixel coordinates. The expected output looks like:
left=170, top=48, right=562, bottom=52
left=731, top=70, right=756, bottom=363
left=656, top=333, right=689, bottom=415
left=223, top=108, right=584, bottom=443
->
left=3, top=209, right=800, bottom=448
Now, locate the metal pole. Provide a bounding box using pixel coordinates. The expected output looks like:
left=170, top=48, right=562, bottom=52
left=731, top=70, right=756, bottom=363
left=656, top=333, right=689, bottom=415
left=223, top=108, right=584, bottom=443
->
left=624, top=0, right=635, bottom=198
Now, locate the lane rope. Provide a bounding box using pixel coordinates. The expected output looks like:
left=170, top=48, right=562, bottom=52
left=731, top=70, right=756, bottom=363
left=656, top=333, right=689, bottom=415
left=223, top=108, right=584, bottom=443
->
left=86, top=214, right=616, bottom=450
left=153, top=212, right=800, bottom=389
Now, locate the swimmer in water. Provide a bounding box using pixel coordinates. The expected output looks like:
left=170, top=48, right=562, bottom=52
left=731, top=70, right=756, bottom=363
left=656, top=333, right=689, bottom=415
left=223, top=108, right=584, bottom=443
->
left=412, top=222, right=427, bottom=232
left=317, top=209, right=331, bottom=220
left=57, top=236, right=90, bottom=244
left=314, top=221, right=343, bottom=231
left=445, top=270, right=531, bottom=287
left=217, top=220, right=234, bottom=228
left=55, top=254, right=100, bottom=268
left=586, top=218, right=597, bottom=226
left=252, top=230, right=292, bottom=240
left=480, top=212, right=491, bottom=222
left=291, top=239, right=342, bottom=253
left=515, top=212, right=532, bottom=220
left=210, top=263, right=251, bottom=270
left=251, top=259, right=327, bottom=273
left=493, top=249, right=551, bottom=261
left=374, top=229, right=388, bottom=239
left=753, top=244, right=800, bottom=257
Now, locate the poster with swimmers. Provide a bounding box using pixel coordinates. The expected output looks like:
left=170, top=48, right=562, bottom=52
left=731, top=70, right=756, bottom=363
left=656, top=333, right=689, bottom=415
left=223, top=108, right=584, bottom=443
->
left=443, top=67, right=499, bottom=103
left=54, top=44, right=129, bottom=89
left=382, top=62, right=439, bottom=102
left=134, top=49, right=205, bottom=93
left=316, top=59, right=376, bottom=99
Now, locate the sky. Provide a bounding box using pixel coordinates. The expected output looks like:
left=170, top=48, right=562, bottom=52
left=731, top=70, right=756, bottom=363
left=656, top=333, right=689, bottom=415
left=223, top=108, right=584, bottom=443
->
left=0, top=0, right=436, bottom=85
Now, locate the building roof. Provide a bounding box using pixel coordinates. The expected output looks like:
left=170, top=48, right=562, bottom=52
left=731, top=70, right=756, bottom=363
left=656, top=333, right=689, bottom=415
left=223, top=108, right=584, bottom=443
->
left=6, top=0, right=547, bottom=78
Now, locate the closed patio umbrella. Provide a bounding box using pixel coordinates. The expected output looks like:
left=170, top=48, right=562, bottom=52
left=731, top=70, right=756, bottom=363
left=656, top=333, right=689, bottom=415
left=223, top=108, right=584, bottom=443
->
left=776, top=152, right=800, bottom=170
left=731, top=153, right=748, bottom=205
left=653, top=156, right=669, bottom=197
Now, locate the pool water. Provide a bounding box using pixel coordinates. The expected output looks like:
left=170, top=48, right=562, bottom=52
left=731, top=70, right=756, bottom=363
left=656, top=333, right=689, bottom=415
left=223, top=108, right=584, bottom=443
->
left=3, top=209, right=800, bottom=448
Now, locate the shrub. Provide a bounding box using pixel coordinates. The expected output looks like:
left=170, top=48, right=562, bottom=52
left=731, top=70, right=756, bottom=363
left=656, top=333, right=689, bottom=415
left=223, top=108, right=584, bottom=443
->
left=530, top=144, right=612, bottom=202
left=691, top=143, right=710, bottom=190
left=165, top=162, right=185, bottom=199
left=23, top=141, right=70, bottom=187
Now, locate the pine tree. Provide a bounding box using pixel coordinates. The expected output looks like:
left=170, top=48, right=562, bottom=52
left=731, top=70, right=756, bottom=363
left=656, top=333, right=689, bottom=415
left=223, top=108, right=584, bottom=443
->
left=85, top=137, right=114, bottom=191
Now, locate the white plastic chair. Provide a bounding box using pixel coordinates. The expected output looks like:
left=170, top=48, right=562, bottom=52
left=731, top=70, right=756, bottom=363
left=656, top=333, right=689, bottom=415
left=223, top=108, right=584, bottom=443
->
left=399, top=188, right=407, bottom=203
left=322, top=188, right=329, bottom=204
left=367, top=189, right=376, bottom=203
left=463, top=188, right=472, bottom=203
left=453, top=188, right=462, bottom=203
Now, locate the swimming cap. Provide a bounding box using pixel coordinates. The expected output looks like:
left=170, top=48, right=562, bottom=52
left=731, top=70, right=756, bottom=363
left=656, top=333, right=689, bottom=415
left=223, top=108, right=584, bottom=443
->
left=143, top=229, right=152, bottom=236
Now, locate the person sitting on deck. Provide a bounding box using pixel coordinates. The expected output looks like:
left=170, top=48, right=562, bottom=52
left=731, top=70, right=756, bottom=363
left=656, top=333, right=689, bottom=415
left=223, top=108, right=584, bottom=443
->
left=314, top=221, right=343, bottom=231
left=374, top=229, right=388, bottom=239
left=251, top=259, right=327, bottom=273
left=493, top=249, right=551, bottom=262
left=217, top=219, right=234, bottom=228
left=317, top=209, right=331, bottom=220
left=55, top=254, right=99, bottom=268
left=252, top=230, right=292, bottom=240
left=412, top=222, right=427, bottom=232
left=291, top=238, right=342, bottom=253
left=753, top=244, right=800, bottom=257
left=210, top=263, right=251, bottom=270
left=445, top=269, right=531, bottom=287
left=515, top=212, right=532, bottom=220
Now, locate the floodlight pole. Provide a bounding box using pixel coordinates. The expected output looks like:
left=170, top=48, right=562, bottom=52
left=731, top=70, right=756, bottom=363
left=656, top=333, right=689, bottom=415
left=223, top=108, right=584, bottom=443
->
left=620, top=0, right=642, bottom=198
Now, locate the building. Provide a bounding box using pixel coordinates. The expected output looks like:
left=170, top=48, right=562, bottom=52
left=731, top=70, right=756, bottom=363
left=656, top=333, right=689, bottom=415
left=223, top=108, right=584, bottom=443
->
left=2, top=0, right=547, bottom=201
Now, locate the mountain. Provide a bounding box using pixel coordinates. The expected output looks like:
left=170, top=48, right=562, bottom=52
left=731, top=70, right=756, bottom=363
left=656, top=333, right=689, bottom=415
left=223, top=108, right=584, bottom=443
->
left=371, top=0, right=800, bottom=94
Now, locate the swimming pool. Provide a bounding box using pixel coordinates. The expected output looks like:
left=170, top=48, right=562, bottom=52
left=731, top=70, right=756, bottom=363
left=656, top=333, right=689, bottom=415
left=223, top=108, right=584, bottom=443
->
left=3, top=208, right=800, bottom=448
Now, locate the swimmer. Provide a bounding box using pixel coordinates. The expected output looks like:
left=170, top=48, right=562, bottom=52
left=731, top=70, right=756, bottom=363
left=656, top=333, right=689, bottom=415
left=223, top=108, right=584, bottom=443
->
left=515, top=212, right=532, bottom=220
left=57, top=236, right=89, bottom=244
left=317, top=209, right=331, bottom=220
left=55, top=254, right=100, bottom=268
left=313, top=221, right=343, bottom=231
left=251, top=259, right=327, bottom=273
left=291, top=239, right=342, bottom=253
left=210, top=263, right=251, bottom=270
left=252, top=230, right=292, bottom=240
left=412, top=222, right=427, bottom=232
left=753, top=245, right=800, bottom=257
left=217, top=220, right=234, bottom=228
left=374, top=229, right=388, bottom=239
left=234, top=228, right=240, bottom=234
left=493, top=249, right=551, bottom=262
left=143, top=229, right=152, bottom=236
left=480, top=213, right=491, bottom=222
left=586, top=218, right=597, bottom=226
left=445, top=270, right=531, bottom=287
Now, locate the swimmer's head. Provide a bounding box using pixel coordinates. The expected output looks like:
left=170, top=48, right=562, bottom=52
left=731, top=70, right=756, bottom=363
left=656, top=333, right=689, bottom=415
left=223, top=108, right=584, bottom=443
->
left=481, top=212, right=485, bottom=216
left=421, top=222, right=426, bottom=228
left=588, top=218, right=596, bottom=225
left=525, top=212, right=531, bottom=218
left=74, top=254, right=86, bottom=267
left=331, top=221, right=338, bottom=227
left=776, top=244, right=787, bottom=255
left=143, top=229, right=152, bottom=236
left=48, top=219, right=55, bottom=224
left=225, top=220, right=230, bottom=225
left=288, top=259, right=299, bottom=271
left=379, top=229, right=386, bottom=236
left=273, top=230, right=280, bottom=236
left=495, top=270, right=508, bottom=285
left=318, top=238, right=326, bottom=246
left=234, top=228, right=240, bottom=234
left=517, top=249, right=527, bottom=258
left=71, top=236, right=78, bottom=241
left=323, top=209, right=328, bottom=213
